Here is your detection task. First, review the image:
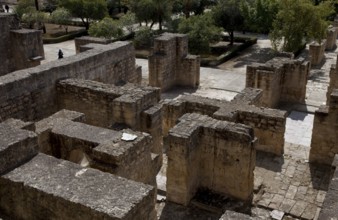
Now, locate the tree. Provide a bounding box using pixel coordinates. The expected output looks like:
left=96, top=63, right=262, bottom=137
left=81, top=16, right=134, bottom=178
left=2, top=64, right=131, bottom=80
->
left=119, top=11, right=136, bottom=33
left=59, top=0, right=108, bottom=30
left=50, top=7, right=71, bottom=33
left=240, top=0, right=279, bottom=34
left=127, top=0, right=172, bottom=31
left=178, top=13, right=221, bottom=54
left=88, top=17, right=123, bottom=39
left=270, top=0, right=333, bottom=52
left=15, top=0, right=48, bottom=32
left=212, top=0, right=244, bottom=45
left=173, top=0, right=215, bottom=18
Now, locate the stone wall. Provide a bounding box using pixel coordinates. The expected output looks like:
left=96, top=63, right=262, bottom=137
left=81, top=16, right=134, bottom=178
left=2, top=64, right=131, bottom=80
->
left=326, top=26, right=337, bottom=51
left=0, top=42, right=140, bottom=122
left=163, top=91, right=287, bottom=156
left=246, top=57, right=309, bottom=108
left=326, top=55, right=338, bottom=104
left=148, top=33, right=200, bottom=91
left=166, top=113, right=255, bottom=206
left=74, top=36, right=112, bottom=53
left=56, top=79, right=162, bottom=156
left=309, top=90, right=338, bottom=165
left=0, top=155, right=156, bottom=220
left=318, top=155, right=338, bottom=219
left=34, top=115, right=157, bottom=185
left=309, top=40, right=326, bottom=66
left=0, top=13, right=44, bottom=76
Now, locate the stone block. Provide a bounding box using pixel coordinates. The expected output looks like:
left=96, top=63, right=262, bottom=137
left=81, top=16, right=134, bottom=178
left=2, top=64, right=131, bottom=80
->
left=0, top=153, right=156, bottom=220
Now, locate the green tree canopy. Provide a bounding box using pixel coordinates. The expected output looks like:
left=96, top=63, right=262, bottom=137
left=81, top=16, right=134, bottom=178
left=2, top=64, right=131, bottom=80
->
left=270, top=0, right=333, bottom=52
left=50, top=7, right=71, bottom=33
left=178, top=12, right=221, bottom=54
left=127, top=0, right=172, bottom=30
left=240, top=0, right=279, bottom=34
left=212, top=0, right=244, bottom=45
left=88, top=17, right=123, bottom=39
left=58, top=0, right=108, bottom=29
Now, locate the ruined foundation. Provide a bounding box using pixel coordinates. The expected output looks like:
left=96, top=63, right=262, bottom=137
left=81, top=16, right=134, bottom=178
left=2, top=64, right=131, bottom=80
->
left=309, top=40, right=326, bottom=66
left=246, top=57, right=310, bottom=108
left=148, top=33, right=200, bottom=91
left=166, top=113, right=255, bottom=206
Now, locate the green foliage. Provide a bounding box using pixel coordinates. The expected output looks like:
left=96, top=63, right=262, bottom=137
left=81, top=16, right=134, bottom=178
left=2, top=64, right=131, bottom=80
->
left=88, top=17, right=123, bottom=39
left=212, top=0, right=244, bottom=45
left=50, top=7, right=71, bottom=33
left=240, top=0, right=279, bottom=34
left=178, top=13, right=221, bottom=54
left=133, top=27, right=154, bottom=48
left=172, top=0, right=215, bottom=17
left=270, top=0, right=333, bottom=52
left=127, top=0, right=172, bottom=30
left=119, top=11, right=136, bottom=33
left=59, top=0, right=108, bottom=29
left=15, top=0, right=48, bottom=30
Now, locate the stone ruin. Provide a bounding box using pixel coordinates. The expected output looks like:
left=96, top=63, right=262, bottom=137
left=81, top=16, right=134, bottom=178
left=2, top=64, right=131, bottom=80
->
left=148, top=33, right=200, bottom=91
left=246, top=56, right=310, bottom=108
left=166, top=113, right=255, bottom=206
left=163, top=88, right=287, bottom=156
left=0, top=13, right=44, bottom=76
left=2, top=11, right=338, bottom=218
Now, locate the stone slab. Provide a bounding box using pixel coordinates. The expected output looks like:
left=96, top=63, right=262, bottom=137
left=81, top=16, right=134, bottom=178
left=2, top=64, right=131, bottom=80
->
left=0, top=153, right=156, bottom=220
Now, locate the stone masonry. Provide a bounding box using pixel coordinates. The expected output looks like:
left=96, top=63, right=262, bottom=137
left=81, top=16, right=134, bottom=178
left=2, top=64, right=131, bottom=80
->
left=148, top=33, right=200, bottom=91
left=74, top=36, right=113, bottom=54
left=163, top=89, right=287, bottom=156
left=56, top=79, right=162, bottom=156
left=309, top=40, right=326, bottom=66
left=326, top=54, right=338, bottom=104
left=0, top=41, right=141, bottom=122
left=0, top=13, right=44, bottom=76
left=246, top=57, right=310, bottom=108
left=326, top=26, right=337, bottom=51
left=33, top=110, right=158, bottom=185
left=166, top=113, right=255, bottom=206
left=309, top=90, right=338, bottom=165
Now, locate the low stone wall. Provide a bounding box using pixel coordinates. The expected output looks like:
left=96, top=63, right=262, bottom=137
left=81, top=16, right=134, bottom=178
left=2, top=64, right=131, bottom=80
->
left=56, top=79, right=162, bottom=155
left=326, top=55, right=338, bottom=104
left=166, top=113, right=255, bottom=206
left=246, top=57, right=309, bottom=108
left=309, top=40, right=326, bottom=66
left=0, top=41, right=140, bottom=122
left=0, top=154, right=156, bottom=220
left=310, top=90, right=338, bottom=165
left=163, top=92, right=287, bottom=156
left=75, top=36, right=112, bottom=54
left=149, top=33, right=200, bottom=91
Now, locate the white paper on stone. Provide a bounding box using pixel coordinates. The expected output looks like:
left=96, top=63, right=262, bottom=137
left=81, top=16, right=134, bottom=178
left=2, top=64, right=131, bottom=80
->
left=121, top=133, right=137, bottom=141
left=270, top=210, right=284, bottom=220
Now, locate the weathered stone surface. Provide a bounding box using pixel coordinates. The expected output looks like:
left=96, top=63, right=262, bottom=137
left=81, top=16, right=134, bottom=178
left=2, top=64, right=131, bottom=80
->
left=34, top=109, right=85, bottom=154
left=310, top=40, right=326, bottom=66
left=149, top=33, right=200, bottom=91
left=49, top=119, right=156, bottom=185
left=0, top=153, right=156, bottom=220
left=166, top=113, right=255, bottom=206
left=310, top=90, right=338, bottom=165
left=56, top=78, right=162, bottom=155
left=0, top=123, right=37, bottom=174
left=246, top=57, right=310, bottom=108
left=1, top=118, right=35, bottom=131
left=326, top=26, right=337, bottom=51
left=0, top=13, right=44, bottom=76
left=219, top=210, right=253, bottom=219
left=163, top=93, right=286, bottom=155
left=0, top=41, right=140, bottom=122
left=75, top=36, right=113, bottom=53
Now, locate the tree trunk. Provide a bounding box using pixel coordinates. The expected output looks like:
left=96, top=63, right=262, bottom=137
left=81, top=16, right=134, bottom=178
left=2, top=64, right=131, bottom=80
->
left=35, top=0, right=39, bottom=11
left=229, top=31, right=234, bottom=45
left=159, top=16, right=162, bottom=31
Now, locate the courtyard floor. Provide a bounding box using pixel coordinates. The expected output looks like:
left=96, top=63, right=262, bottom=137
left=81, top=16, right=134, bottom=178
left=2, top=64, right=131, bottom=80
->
left=43, top=34, right=337, bottom=219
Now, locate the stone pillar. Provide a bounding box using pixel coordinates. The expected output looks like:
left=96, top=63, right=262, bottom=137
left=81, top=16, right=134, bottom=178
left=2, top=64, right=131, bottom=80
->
left=326, top=26, right=337, bottom=51
left=309, top=40, right=326, bottom=66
